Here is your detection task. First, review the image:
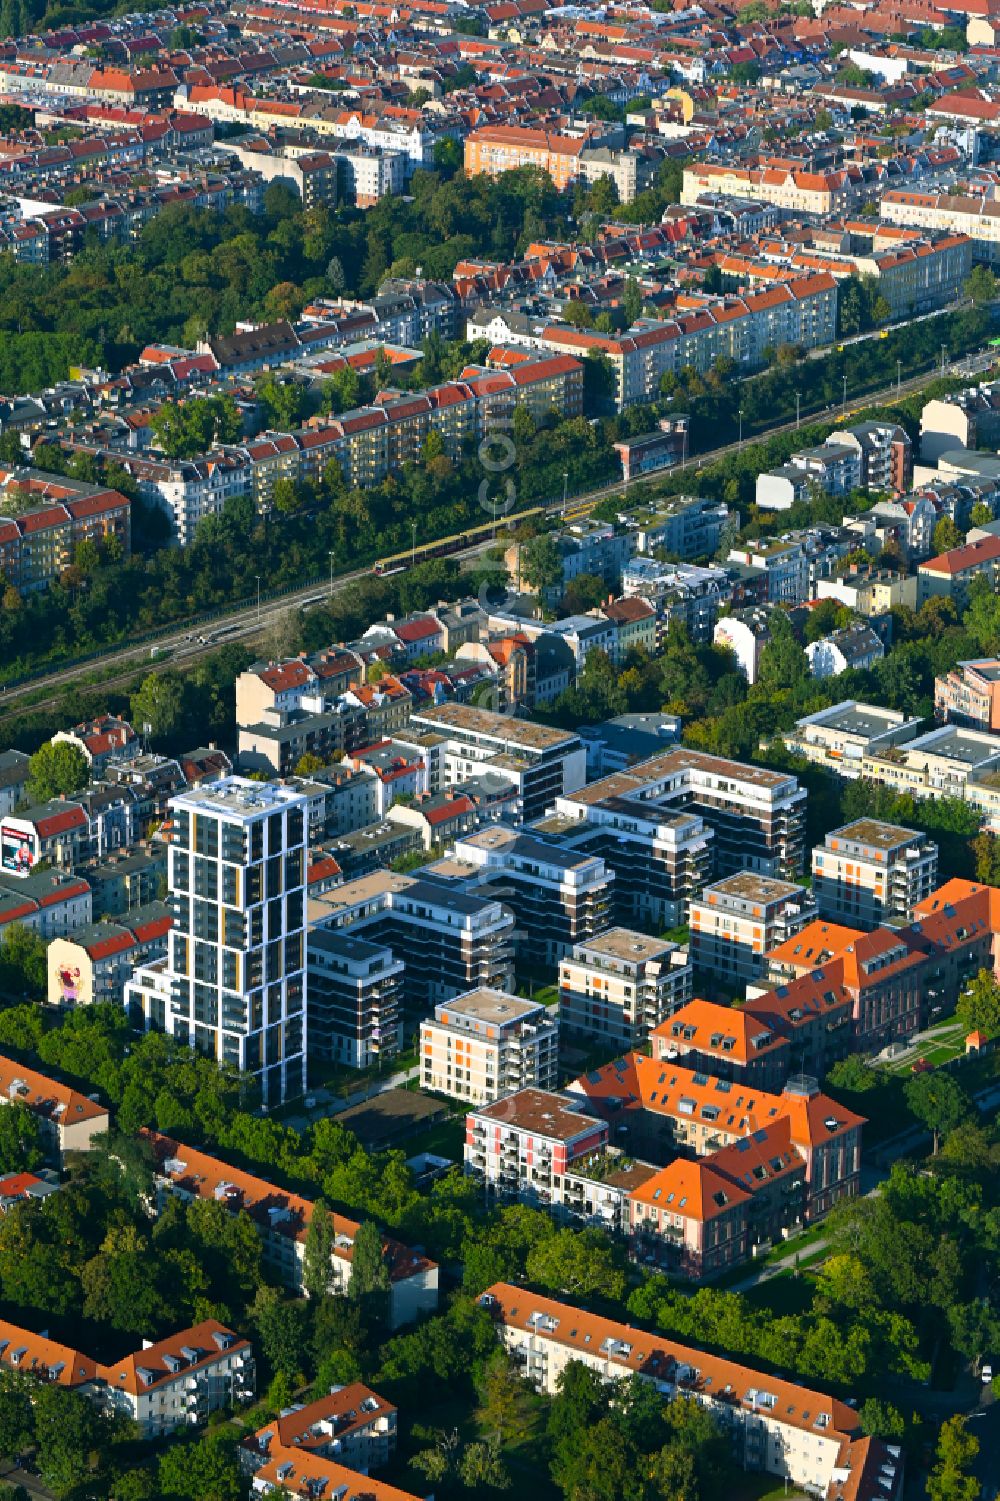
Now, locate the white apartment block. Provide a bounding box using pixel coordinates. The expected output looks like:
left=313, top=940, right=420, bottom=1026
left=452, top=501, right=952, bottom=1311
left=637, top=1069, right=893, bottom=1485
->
left=882, top=187, right=1000, bottom=265
left=479, top=1285, right=903, bottom=1501
left=554, top=748, right=806, bottom=884
left=434, top=824, right=614, bottom=965
left=408, top=703, right=586, bottom=823
left=0, top=1052, right=109, bottom=1165
left=307, top=927, right=404, bottom=1070
left=309, top=869, right=515, bottom=1012
left=240, top=1385, right=397, bottom=1478
left=125, top=777, right=308, bottom=1107
left=690, top=873, right=816, bottom=985
left=558, top=929, right=693, bottom=1049
left=812, top=820, right=939, bottom=929
left=727, top=540, right=811, bottom=604
left=332, top=145, right=406, bottom=205
left=146, top=1131, right=438, bottom=1329
left=420, top=989, right=558, bottom=1105
left=0, top=1318, right=254, bottom=1441
left=465, top=1088, right=609, bottom=1209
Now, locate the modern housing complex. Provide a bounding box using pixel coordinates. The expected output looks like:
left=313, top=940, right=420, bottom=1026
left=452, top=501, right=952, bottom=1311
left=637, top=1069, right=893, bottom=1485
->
left=125, top=778, right=309, bottom=1107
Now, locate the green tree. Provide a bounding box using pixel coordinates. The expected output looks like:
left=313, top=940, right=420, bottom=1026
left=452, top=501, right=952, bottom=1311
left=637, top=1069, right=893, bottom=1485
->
left=0, top=1102, right=43, bottom=1174
left=927, top=1415, right=979, bottom=1501
left=295, top=752, right=325, bottom=777
left=250, top=1284, right=306, bottom=1384
left=349, top=1219, right=391, bottom=1326
left=476, top=1351, right=534, bottom=1447
left=26, top=739, right=88, bottom=803
left=157, top=1431, right=243, bottom=1501
left=933, top=516, right=962, bottom=555
left=302, top=1199, right=335, bottom=1300
left=904, top=1071, right=973, bottom=1153
left=858, top=1397, right=906, bottom=1440
left=970, top=501, right=993, bottom=528
left=0, top=1376, right=33, bottom=1462
left=519, top=533, right=563, bottom=593
left=755, top=614, right=808, bottom=694
left=525, top=1227, right=626, bottom=1301
left=33, top=1385, right=103, bottom=1498
left=964, top=264, right=998, bottom=305
left=956, top=968, right=1000, bottom=1040
left=0, top=925, right=47, bottom=998
left=827, top=1055, right=878, bottom=1094
left=130, top=671, right=187, bottom=747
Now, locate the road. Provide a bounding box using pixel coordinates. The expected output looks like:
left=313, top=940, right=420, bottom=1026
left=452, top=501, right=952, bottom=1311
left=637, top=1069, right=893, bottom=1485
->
left=0, top=336, right=990, bottom=725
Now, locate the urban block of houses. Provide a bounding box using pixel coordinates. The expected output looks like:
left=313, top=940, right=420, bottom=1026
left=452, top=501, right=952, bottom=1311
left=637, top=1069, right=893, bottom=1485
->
left=0, top=1052, right=109, bottom=1164
left=0, top=1316, right=252, bottom=1439
left=479, top=1284, right=903, bottom=1501
left=143, top=1130, right=438, bottom=1329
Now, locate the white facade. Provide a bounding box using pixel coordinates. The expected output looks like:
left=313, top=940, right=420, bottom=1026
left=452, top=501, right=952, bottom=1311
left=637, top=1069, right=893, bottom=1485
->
left=420, top=989, right=558, bottom=1105
left=126, top=778, right=308, bottom=1106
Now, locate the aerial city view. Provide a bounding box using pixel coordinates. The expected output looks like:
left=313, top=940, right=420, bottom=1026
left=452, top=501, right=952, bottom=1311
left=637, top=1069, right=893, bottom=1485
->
left=4, top=0, right=1000, bottom=1498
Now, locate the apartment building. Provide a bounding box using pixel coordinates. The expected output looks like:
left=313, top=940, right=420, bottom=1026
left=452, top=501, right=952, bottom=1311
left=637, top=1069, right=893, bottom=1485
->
left=918, top=532, right=1000, bottom=608
left=765, top=920, right=864, bottom=986
left=623, top=559, right=728, bottom=644
left=0, top=868, right=92, bottom=940
left=0, top=1053, right=109, bottom=1164
left=430, top=825, right=613, bottom=965
left=569, top=1061, right=863, bottom=1220
left=252, top=1455, right=419, bottom=1501
left=309, top=869, right=515, bottom=1013
left=47, top=902, right=170, bottom=1008
left=420, top=989, right=558, bottom=1105
left=464, top=1088, right=609, bottom=1208
left=690, top=874, right=816, bottom=986
left=505, top=518, right=634, bottom=600
left=555, top=748, right=806, bottom=883
left=558, top=929, right=693, bottom=1049
left=0, top=1317, right=253, bottom=1439
left=935, top=658, right=1000, bottom=732
left=479, top=1284, right=903, bottom=1501
left=629, top=1155, right=751, bottom=1278
left=464, top=124, right=596, bottom=191
left=757, top=440, right=861, bottom=512
left=812, top=821, right=939, bottom=928
left=921, top=382, right=1000, bottom=463
left=714, top=607, right=772, bottom=685
left=806, top=622, right=885, bottom=680
left=332, top=144, right=406, bottom=206
left=882, top=186, right=1000, bottom=264
left=306, top=927, right=403, bottom=1070
left=536, top=797, right=711, bottom=930
left=617, top=496, right=731, bottom=560
left=124, top=777, right=309, bottom=1107
left=863, top=724, right=1000, bottom=803
left=0, top=751, right=28, bottom=819
left=102, top=1322, right=254, bottom=1438
left=746, top=922, right=929, bottom=1071
left=653, top=999, right=791, bottom=1092
left=145, top=1131, right=438, bottom=1328
left=407, top=703, right=586, bottom=822
left=240, top=1386, right=397, bottom=1478
left=727, top=540, right=810, bottom=604
left=537, top=275, right=836, bottom=410
left=782, top=700, right=923, bottom=778
left=0, top=468, right=131, bottom=593
left=682, top=161, right=857, bottom=216
left=52, top=714, right=138, bottom=774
